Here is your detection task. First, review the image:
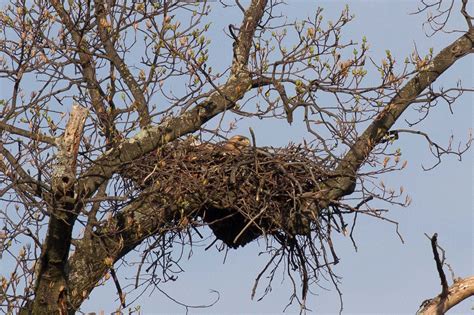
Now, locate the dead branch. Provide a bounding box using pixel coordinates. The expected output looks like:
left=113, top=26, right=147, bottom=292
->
left=417, top=234, right=474, bottom=314
left=430, top=233, right=449, bottom=297
left=417, top=276, right=474, bottom=314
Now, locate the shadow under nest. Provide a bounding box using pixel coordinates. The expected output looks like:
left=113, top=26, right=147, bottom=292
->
left=121, top=138, right=338, bottom=250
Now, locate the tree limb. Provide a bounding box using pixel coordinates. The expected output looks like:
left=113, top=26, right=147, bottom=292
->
left=232, top=0, right=267, bottom=69
left=0, top=142, right=46, bottom=198
left=417, top=234, right=474, bottom=314
left=94, top=0, right=151, bottom=127
left=319, top=28, right=474, bottom=204
left=0, top=121, right=56, bottom=145
left=417, top=277, right=474, bottom=314
left=67, top=188, right=192, bottom=309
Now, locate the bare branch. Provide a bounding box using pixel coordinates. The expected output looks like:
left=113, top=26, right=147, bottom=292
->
left=417, top=233, right=474, bottom=314
left=320, top=28, right=474, bottom=203
left=429, top=233, right=449, bottom=297
left=94, top=0, right=151, bottom=127
left=50, top=0, right=119, bottom=143
left=461, top=0, right=473, bottom=29
left=0, top=121, right=56, bottom=145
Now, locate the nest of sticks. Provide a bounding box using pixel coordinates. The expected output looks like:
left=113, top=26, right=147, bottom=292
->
left=121, top=138, right=334, bottom=248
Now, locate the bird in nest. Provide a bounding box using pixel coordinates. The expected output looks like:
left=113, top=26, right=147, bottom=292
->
left=221, top=135, right=251, bottom=153
left=188, top=135, right=250, bottom=154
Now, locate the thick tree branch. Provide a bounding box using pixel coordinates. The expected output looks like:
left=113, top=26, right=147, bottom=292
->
left=67, top=188, right=195, bottom=309
left=320, top=28, right=474, bottom=203
left=417, top=276, right=474, bottom=314
left=417, top=234, right=474, bottom=314
left=232, top=0, right=267, bottom=68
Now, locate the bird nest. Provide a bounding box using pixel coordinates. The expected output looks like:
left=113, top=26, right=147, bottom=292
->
left=121, top=138, right=334, bottom=248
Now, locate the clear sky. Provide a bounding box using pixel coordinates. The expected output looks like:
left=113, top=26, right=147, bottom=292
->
left=1, top=0, right=473, bottom=314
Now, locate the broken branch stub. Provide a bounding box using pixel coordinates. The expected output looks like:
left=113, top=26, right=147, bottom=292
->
left=52, top=104, right=88, bottom=196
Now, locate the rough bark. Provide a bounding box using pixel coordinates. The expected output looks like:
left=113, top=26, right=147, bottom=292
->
left=417, top=276, right=474, bottom=314
left=67, top=191, right=190, bottom=309
left=30, top=105, right=88, bottom=314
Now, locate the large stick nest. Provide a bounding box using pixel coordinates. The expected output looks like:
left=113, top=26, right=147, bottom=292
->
left=121, top=138, right=335, bottom=248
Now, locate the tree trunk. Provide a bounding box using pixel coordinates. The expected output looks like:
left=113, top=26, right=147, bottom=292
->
left=29, top=105, right=88, bottom=314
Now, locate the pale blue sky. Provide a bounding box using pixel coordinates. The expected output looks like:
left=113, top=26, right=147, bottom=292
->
left=1, top=1, right=472, bottom=314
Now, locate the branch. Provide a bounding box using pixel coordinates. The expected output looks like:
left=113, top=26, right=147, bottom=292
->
left=110, top=268, right=126, bottom=309
left=417, top=276, right=474, bottom=314
left=67, top=188, right=196, bottom=309
left=0, top=142, right=46, bottom=198
left=461, top=0, right=473, bottom=30
left=94, top=0, right=151, bottom=127
left=50, top=0, right=119, bottom=143
left=0, top=121, right=56, bottom=145
left=54, top=105, right=89, bottom=177
left=416, top=233, right=474, bottom=314
left=393, top=129, right=472, bottom=171
left=232, top=0, right=268, bottom=68
left=320, top=28, right=474, bottom=203
left=430, top=233, right=449, bottom=297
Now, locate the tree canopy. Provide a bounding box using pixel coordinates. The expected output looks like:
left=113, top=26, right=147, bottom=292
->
left=0, top=0, right=472, bottom=314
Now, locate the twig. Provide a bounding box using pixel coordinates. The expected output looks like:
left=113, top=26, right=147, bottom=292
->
left=233, top=206, right=267, bottom=244
left=428, top=233, right=449, bottom=297
left=110, top=267, right=126, bottom=309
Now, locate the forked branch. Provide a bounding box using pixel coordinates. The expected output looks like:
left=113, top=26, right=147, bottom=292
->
left=417, top=234, right=474, bottom=314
